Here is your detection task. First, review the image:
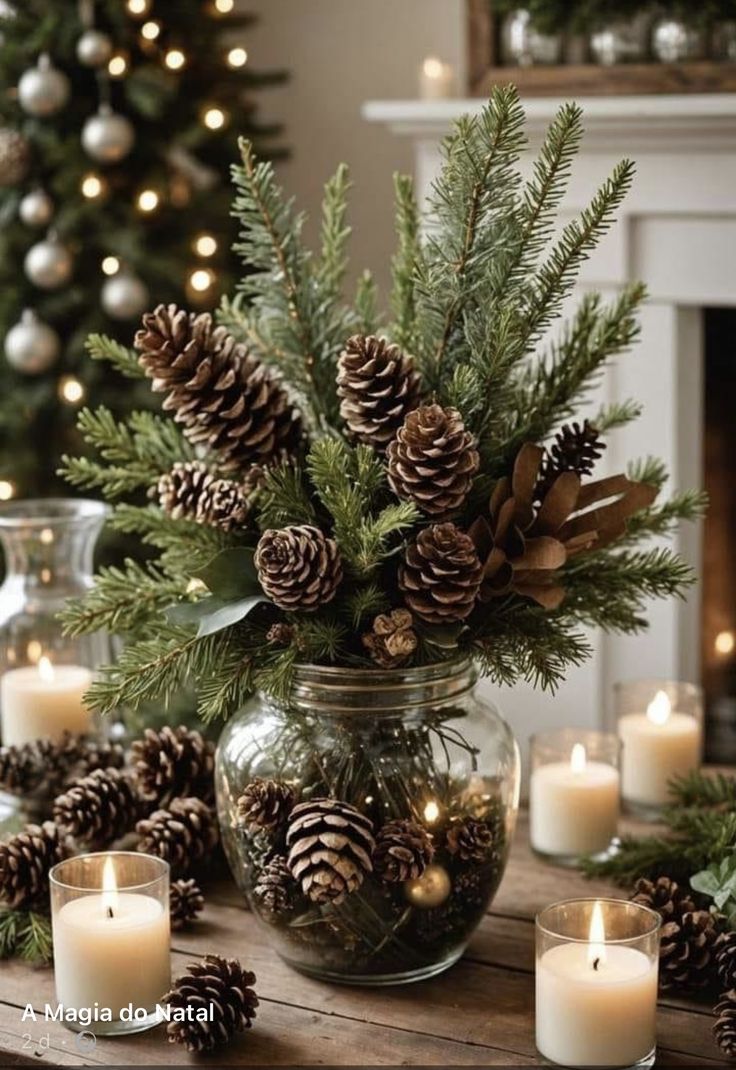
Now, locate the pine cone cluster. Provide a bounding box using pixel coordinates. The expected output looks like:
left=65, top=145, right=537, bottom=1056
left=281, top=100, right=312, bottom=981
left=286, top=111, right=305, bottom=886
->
left=373, top=819, right=434, bottom=883
left=337, top=334, right=421, bottom=450
left=718, top=931, right=736, bottom=991
left=536, top=420, right=605, bottom=500
left=255, top=525, right=342, bottom=611
left=286, top=798, right=375, bottom=905
left=157, top=460, right=258, bottom=533
left=387, top=404, right=479, bottom=516
left=446, top=818, right=495, bottom=863
left=361, top=608, right=417, bottom=668
left=135, top=304, right=302, bottom=472
left=163, top=955, right=258, bottom=1053
left=237, top=778, right=296, bottom=832
left=132, top=725, right=215, bottom=807
left=399, top=522, right=482, bottom=624
left=136, top=797, right=219, bottom=874
left=0, top=733, right=124, bottom=798
left=54, top=769, right=140, bottom=849
left=0, top=822, right=68, bottom=909
left=716, top=989, right=736, bottom=1059
left=170, top=878, right=205, bottom=930
left=253, top=855, right=295, bottom=917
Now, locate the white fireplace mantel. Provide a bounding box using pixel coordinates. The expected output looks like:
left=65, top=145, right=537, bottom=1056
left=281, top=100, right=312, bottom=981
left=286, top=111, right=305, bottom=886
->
left=364, top=93, right=736, bottom=749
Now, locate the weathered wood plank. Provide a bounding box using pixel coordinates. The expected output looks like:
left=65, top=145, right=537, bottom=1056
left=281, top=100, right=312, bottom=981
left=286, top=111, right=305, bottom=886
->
left=471, top=61, right=736, bottom=98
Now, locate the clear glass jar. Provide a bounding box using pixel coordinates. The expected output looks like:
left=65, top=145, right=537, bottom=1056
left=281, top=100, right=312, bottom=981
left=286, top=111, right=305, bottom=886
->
left=216, top=659, right=520, bottom=985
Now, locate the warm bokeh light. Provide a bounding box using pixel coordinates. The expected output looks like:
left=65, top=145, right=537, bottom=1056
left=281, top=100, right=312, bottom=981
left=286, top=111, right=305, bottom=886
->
left=39, top=527, right=54, bottom=545
left=194, top=233, right=218, bottom=257
left=203, top=106, right=226, bottom=130
left=422, top=56, right=444, bottom=79
left=214, top=0, right=234, bottom=11
left=58, top=376, right=85, bottom=405
left=141, top=20, right=161, bottom=40
left=715, top=630, right=736, bottom=656
left=227, top=47, right=248, bottom=68
left=108, top=53, right=128, bottom=77
left=164, top=48, right=186, bottom=70
left=189, top=268, right=214, bottom=292
left=138, top=189, right=160, bottom=213
left=0, top=479, right=15, bottom=501
left=101, top=256, right=120, bottom=276
left=81, top=173, right=104, bottom=199
left=126, top=0, right=149, bottom=14
left=26, top=639, right=43, bottom=663
left=423, top=800, right=440, bottom=824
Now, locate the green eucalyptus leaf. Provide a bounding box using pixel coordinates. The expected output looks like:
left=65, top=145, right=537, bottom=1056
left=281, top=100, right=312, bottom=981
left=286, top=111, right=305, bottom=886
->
left=167, top=594, right=267, bottom=638
left=691, top=855, right=736, bottom=910
left=195, top=547, right=260, bottom=600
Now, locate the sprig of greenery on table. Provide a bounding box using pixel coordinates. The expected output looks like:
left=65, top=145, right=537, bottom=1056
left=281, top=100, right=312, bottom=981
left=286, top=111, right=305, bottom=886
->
left=0, top=908, right=52, bottom=964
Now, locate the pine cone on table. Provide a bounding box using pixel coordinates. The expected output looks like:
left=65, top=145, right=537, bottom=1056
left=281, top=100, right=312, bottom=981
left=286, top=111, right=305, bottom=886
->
left=387, top=404, right=479, bottom=517
left=446, top=818, right=495, bottom=864
left=536, top=420, right=606, bottom=500
left=718, top=931, right=736, bottom=991
left=53, top=768, right=141, bottom=850
left=131, top=725, right=215, bottom=807
left=631, top=876, right=723, bottom=990
left=253, top=855, right=296, bottom=917
left=286, top=798, right=375, bottom=905
left=136, top=797, right=219, bottom=874
left=163, top=954, right=258, bottom=1053
left=399, top=522, right=482, bottom=625
left=0, top=742, right=44, bottom=794
left=0, top=733, right=125, bottom=798
left=135, top=304, right=302, bottom=472
left=361, top=608, right=417, bottom=668
left=237, top=778, right=296, bottom=833
left=170, top=878, right=204, bottom=930
left=157, top=460, right=257, bottom=533
left=716, top=989, right=736, bottom=1059
left=373, top=819, right=434, bottom=883
left=631, top=875, right=696, bottom=920
left=337, top=334, right=421, bottom=450
left=255, top=525, right=342, bottom=612
left=0, top=821, right=68, bottom=909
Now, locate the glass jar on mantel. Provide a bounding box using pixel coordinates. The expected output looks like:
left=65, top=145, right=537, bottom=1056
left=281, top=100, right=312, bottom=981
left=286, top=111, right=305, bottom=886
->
left=216, top=659, right=520, bottom=985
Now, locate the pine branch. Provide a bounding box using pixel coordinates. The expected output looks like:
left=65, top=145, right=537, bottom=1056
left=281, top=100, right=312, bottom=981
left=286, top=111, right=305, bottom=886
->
left=257, top=463, right=316, bottom=530
left=343, top=583, right=391, bottom=630
left=627, top=455, right=668, bottom=490
left=390, top=173, right=422, bottom=352
left=316, top=163, right=351, bottom=307
left=669, top=769, right=736, bottom=809
left=594, top=398, right=643, bottom=432
left=86, top=333, right=146, bottom=380
left=354, top=270, right=380, bottom=336
left=623, top=490, right=708, bottom=544
left=61, top=559, right=186, bottom=638
left=0, top=909, right=52, bottom=964
left=109, top=504, right=229, bottom=572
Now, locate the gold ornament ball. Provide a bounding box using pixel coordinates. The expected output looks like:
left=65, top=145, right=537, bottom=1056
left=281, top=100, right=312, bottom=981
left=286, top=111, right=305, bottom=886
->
left=404, top=864, right=452, bottom=909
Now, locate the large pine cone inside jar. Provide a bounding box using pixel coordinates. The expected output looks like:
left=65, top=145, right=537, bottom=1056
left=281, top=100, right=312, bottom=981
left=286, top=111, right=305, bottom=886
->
left=337, top=334, right=421, bottom=449
left=399, top=522, right=483, bottom=625
left=255, top=525, right=342, bottom=611
left=387, top=404, right=479, bottom=517
left=286, top=798, right=375, bottom=905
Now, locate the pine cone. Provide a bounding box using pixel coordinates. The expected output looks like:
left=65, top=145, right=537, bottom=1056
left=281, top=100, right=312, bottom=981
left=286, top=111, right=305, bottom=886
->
left=255, top=525, right=342, bottom=612
left=54, top=768, right=141, bottom=849
left=266, top=622, right=295, bottom=646
left=0, top=822, right=68, bottom=909
left=373, top=819, right=434, bottom=883
left=715, top=989, right=736, bottom=1059
left=157, top=460, right=256, bottom=533
left=286, top=798, right=375, bottom=905
left=170, top=878, right=204, bottom=930
left=237, top=778, right=296, bottom=832
left=660, top=909, right=724, bottom=991
left=399, top=522, right=482, bottom=625
left=0, top=733, right=125, bottom=798
left=631, top=875, right=696, bottom=920
left=0, top=742, right=44, bottom=794
left=131, top=725, right=215, bottom=807
left=536, top=420, right=605, bottom=500
left=718, top=931, right=736, bottom=991
left=446, top=818, right=495, bottom=863
left=362, top=608, right=417, bottom=668
left=163, top=955, right=258, bottom=1053
left=337, top=334, right=421, bottom=449
left=136, top=797, right=219, bottom=874
left=253, top=855, right=296, bottom=916
left=135, top=304, right=302, bottom=472
left=387, top=404, right=479, bottom=517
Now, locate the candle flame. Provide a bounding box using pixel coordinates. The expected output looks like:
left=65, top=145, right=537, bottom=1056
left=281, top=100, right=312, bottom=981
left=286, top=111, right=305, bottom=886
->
left=647, top=690, right=671, bottom=726
left=423, top=800, right=440, bottom=824
left=570, top=743, right=587, bottom=774
left=423, top=56, right=444, bottom=78
left=38, top=656, right=54, bottom=683
left=587, top=900, right=607, bottom=970
left=101, top=855, right=119, bottom=917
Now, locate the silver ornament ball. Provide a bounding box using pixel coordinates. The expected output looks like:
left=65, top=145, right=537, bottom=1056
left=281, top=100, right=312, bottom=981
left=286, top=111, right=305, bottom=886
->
left=18, top=54, right=70, bottom=117
left=19, top=188, right=54, bottom=227
left=76, top=28, right=113, bottom=68
left=101, top=272, right=149, bottom=320
left=24, top=235, right=73, bottom=290
left=0, top=127, right=30, bottom=186
left=5, top=309, right=60, bottom=374
left=82, top=107, right=135, bottom=164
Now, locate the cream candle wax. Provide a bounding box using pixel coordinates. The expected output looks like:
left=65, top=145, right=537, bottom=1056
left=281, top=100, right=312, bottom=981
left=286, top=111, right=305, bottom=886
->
left=1, top=656, right=92, bottom=746
left=418, top=56, right=456, bottom=99
left=618, top=687, right=701, bottom=810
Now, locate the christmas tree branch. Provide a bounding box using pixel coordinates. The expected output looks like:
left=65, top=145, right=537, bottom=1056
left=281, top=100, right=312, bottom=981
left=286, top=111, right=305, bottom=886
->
left=390, top=173, right=422, bottom=353
left=61, top=559, right=186, bottom=638
left=86, top=334, right=146, bottom=380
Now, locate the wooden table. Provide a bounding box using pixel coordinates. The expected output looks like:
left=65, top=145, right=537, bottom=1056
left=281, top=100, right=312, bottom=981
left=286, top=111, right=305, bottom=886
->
left=0, top=814, right=723, bottom=1067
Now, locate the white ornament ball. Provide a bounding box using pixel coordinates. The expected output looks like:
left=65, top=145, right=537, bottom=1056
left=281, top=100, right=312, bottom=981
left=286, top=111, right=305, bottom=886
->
left=24, top=235, right=73, bottom=290
left=81, top=107, right=135, bottom=164
left=101, top=273, right=149, bottom=320
left=5, top=309, right=60, bottom=374
left=76, top=29, right=113, bottom=68
left=19, top=188, right=54, bottom=227
left=18, top=54, right=70, bottom=117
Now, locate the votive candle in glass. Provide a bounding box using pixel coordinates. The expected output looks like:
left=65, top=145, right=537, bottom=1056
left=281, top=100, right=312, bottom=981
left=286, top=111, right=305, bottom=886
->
left=530, top=729, right=620, bottom=864
left=615, top=679, right=702, bottom=818
left=50, top=852, right=170, bottom=1035
left=536, top=898, right=660, bottom=1069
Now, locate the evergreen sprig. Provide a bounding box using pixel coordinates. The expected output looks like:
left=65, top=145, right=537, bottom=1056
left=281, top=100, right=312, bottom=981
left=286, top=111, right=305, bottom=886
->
left=0, top=909, right=53, bottom=964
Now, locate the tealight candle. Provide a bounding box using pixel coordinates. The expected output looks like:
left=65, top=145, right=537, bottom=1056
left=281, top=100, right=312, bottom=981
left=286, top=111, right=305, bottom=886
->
left=530, top=730, right=620, bottom=864
left=419, top=56, right=456, bottom=100
left=616, top=680, right=702, bottom=816
left=1, top=655, right=92, bottom=746
left=50, top=852, right=170, bottom=1035
left=536, top=898, right=660, bottom=1068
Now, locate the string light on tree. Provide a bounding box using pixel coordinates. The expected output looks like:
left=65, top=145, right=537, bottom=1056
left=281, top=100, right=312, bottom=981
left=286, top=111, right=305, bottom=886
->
left=81, top=172, right=106, bottom=200
left=126, top=0, right=150, bottom=15
left=141, top=20, right=161, bottom=41
left=101, top=256, right=120, bottom=276
left=164, top=49, right=186, bottom=71
left=108, top=53, right=128, bottom=78
left=194, top=233, right=217, bottom=257
left=213, top=0, right=234, bottom=12
left=137, top=188, right=160, bottom=213
left=187, top=267, right=215, bottom=300
left=0, top=480, right=15, bottom=502
left=58, top=375, right=85, bottom=405
left=203, top=106, right=227, bottom=130
left=227, top=47, right=248, bottom=68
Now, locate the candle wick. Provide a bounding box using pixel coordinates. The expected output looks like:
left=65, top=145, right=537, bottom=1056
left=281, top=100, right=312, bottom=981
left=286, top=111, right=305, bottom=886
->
left=593, top=956, right=600, bottom=971
left=107, top=906, right=114, bottom=919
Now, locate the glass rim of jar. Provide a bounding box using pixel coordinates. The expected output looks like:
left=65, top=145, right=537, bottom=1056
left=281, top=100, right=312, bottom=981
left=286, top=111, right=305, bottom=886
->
left=613, top=678, right=702, bottom=699
left=530, top=728, right=621, bottom=749
left=290, top=657, right=474, bottom=684
left=0, top=497, right=109, bottom=530
left=49, top=851, right=169, bottom=894
left=536, top=896, right=661, bottom=943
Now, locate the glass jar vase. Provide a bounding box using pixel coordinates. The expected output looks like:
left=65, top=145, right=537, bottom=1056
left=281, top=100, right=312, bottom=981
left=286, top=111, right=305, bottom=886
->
left=216, top=660, right=520, bottom=985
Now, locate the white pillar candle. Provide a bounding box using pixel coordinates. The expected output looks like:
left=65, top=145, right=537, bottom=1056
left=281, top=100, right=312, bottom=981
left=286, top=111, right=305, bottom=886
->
left=536, top=902, right=658, bottom=1068
left=530, top=744, right=619, bottom=858
left=1, top=657, right=92, bottom=746
left=419, top=56, right=456, bottom=100
left=619, top=689, right=701, bottom=807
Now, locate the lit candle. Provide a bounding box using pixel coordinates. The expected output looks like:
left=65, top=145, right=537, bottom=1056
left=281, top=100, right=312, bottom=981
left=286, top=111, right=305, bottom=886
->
left=1, top=656, right=92, bottom=746
left=419, top=56, right=456, bottom=100
left=530, top=739, right=619, bottom=861
left=619, top=689, right=701, bottom=810
left=536, top=899, right=659, bottom=1067
left=51, top=853, right=170, bottom=1033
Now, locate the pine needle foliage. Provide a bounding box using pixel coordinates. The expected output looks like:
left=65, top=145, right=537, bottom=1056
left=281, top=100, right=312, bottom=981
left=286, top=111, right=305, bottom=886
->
left=64, top=86, right=700, bottom=721
left=0, top=908, right=52, bottom=964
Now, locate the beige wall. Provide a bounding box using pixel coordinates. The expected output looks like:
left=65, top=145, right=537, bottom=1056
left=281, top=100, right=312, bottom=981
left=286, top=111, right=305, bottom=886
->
left=243, top=0, right=465, bottom=298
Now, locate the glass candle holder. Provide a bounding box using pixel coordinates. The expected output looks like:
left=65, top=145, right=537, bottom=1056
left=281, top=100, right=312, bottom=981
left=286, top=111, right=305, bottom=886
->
left=615, top=679, right=703, bottom=819
left=530, top=729, right=621, bottom=865
left=50, top=852, right=170, bottom=1035
left=536, top=898, right=660, bottom=1069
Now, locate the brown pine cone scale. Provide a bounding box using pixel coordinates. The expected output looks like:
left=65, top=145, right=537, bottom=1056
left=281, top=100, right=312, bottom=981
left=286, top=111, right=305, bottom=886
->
left=54, top=768, right=140, bottom=850
left=136, top=797, right=219, bottom=875
left=237, top=778, right=296, bottom=832
left=399, top=522, right=482, bottom=625
left=255, top=525, right=342, bottom=611
left=446, top=818, right=495, bottom=863
left=132, top=725, right=215, bottom=807
left=715, top=989, right=736, bottom=1059
left=170, top=878, right=205, bottom=930
left=163, top=955, right=258, bottom=1053
left=253, top=855, right=296, bottom=916
left=157, top=460, right=257, bottom=533
left=337, top=334, right=421, bottom=449
left=387, top=404, right=479, bottom=517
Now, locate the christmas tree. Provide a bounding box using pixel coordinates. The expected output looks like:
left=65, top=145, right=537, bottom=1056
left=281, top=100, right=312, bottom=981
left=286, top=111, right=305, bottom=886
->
left=0, top=0, right=285, bottom=500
